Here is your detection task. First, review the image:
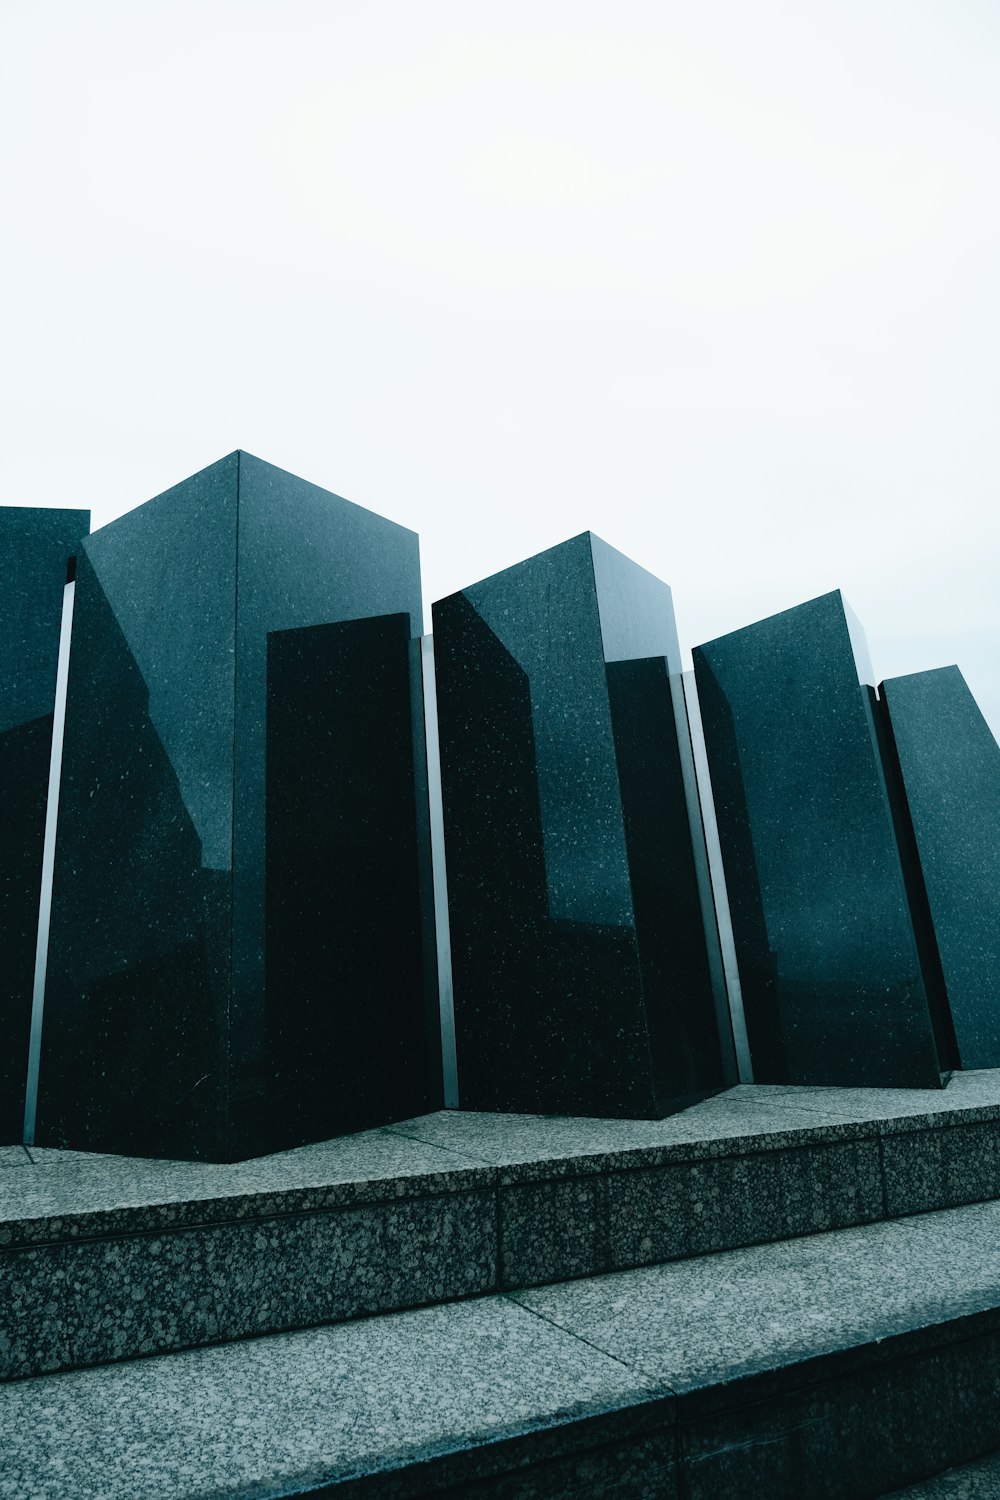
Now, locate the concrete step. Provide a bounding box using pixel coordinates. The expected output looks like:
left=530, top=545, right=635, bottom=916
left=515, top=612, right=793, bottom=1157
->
left=6, top=1199, right=1000, bottom=1498
left=4, top=1069, right=1000, bottom=1380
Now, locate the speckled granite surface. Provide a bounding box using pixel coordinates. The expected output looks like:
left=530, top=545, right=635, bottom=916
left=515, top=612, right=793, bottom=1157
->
left=0, top=1125, right=499, bottom=1380
left=391, top=1069, right=1000, bottom=1169
left=884, top=1451, right=1000, bottom=1497
left=7, top=1201, right=1000, bottom=1498
left=390, top=1093, right=868, bottom=1176
left=0, top=1297, right=673, bottom=1500
left=393, top=1072, right=1000, bottom=1288
left=5, top=1072, right=1000, bottom=1383
left=510, top=1204, right=1000, bottom=1396
left=509, top=1203, right=1000, bottom=1495
left=1, top=1126, right=492, bottom=1244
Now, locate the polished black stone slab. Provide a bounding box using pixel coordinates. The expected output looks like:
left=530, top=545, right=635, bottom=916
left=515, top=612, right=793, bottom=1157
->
left=880, top=666, right=1000, bottom=1068
left=35, top=453, right=436, bottom=1161
left=693, top=590, right=944, bottom=1088
left=0, top=506, right=89, bottom=1144
left=432, top=532, right=732, bottom=1118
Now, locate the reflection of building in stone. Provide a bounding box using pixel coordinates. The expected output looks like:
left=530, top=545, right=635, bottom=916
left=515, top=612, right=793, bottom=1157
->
left=265, top=613, right=432, bottom=1146
left=694, top=590, right=947, bottom=1087
left=433, top=531, right=734, bottom=1118
left=35, top=452, right=437, bottom=1161
left=881, top=665, right=1000, bottom=1069
left=0, top=506, right=89, bottom=1145
left=5, top=455, right=1000, bottom=1166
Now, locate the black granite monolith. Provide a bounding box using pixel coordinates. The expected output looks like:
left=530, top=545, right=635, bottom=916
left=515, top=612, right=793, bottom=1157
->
left=0, top=507, right=89, bottom=1144
left=35, top=453, right=437, bottom=1160
left=432, top=532, right=733, bottom=1118
left=693, top=590, right=945, bottom=1088
left=880, top=665, right=1000, bottom=1069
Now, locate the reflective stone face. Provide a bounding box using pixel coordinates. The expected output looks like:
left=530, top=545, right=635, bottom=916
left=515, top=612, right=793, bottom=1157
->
left=36, top=453, right=436, bottom=1161
left=0, top=507, right=89, bottom=1145
left=881, top=666, right=1000, bottom=1069
left=693, top=590, right=944, bottom=1088
left=433, top=532, right=730, bottom=1119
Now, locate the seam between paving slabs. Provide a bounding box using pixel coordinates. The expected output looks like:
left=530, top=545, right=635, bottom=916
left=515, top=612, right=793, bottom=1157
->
left=7, top=1142, right=1000, bottom=1397
left=261, top=1302, right=1000, bottom=1500
left=0, top=1132, right=876, bottom=1246
left=35, top=1275, right=998, bottom=1403
left=385, top=1125, right=495, bottom=1166
left=502, top=1292, right=666, bottom=1381
left=505, top=1296, right=1000, bottom=1434
left=2, top=1277, right=666, bottom=1393
left=0, top=1129, right=854, bottom=1252
left=10, top=1103, right=999, bottom=1259
left=496, top=1284, right=1000, bottom=1493
left=485, top=1118, right=893, bottom=1182
left=492, top=1112, right=1000, bottom=1212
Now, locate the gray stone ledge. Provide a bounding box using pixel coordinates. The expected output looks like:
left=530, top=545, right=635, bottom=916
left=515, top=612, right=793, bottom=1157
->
left=9, top=1203, right=1000, bottom=1498
left=4, top=1072, right=1000, bottom=1383
left=0, top=1128, right=493, bottom=1247
left=0, top=1298, right=672, bottom=1500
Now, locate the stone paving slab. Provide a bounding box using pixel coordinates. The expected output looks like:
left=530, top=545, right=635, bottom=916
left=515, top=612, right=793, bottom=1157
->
left=0, top=1296, right=673, bottom=1500
left=0, top=1128, right=493, bottom=1245
left=388, top=1094, right=868, bottom=1177
left=725, top=1070, right=1000, bottom=1125
left=512, top=1203, right=1000, bottom=1403
left=8, top=1201, right=1000, bottom=1498
left=509, top=1204, right=1000, bottom=1496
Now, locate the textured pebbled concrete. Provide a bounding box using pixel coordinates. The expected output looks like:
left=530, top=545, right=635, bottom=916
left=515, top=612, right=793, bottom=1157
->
left=8, top=1202, right=1000, bottom=1497
left=5, top=1072, right=1000, bottom=1380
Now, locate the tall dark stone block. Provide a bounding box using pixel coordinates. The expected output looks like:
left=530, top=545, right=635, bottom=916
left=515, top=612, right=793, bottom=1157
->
left=36, top=453, right=437, bottom=1161
left=0, top=507, right=90, bottom=1144
left=880, top=666, right=1000, bottom=1068
left=432, top=532, right=732, bottom=1118
left=693, top=590, right=946, bottom=1088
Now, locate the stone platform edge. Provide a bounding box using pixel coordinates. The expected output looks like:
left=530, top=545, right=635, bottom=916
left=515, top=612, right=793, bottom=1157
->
left=10, top=1202, right=1000, bottom=1498
left=3, top=1072, right=1000, bottom=1381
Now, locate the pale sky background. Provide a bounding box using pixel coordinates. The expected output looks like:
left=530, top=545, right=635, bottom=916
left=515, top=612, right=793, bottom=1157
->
left=2, top=1, right=998, bottom=732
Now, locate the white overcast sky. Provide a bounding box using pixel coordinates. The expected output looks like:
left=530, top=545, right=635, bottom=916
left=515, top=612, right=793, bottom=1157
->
left=3, top=1, right=999, bottom=733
